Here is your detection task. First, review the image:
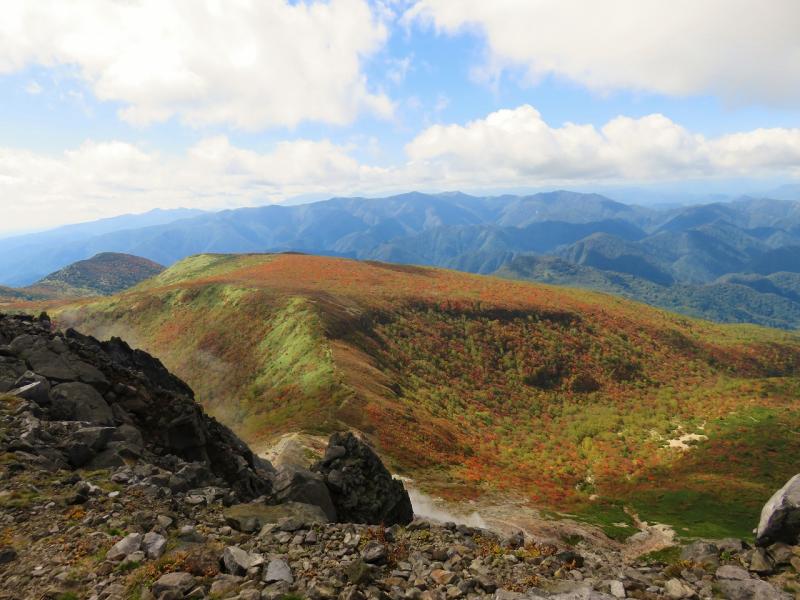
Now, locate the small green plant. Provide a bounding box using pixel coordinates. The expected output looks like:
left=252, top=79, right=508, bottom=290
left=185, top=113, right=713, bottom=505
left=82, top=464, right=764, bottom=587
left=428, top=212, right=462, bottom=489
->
left=115, top=560, right=141, bottom=574
left=638, top=545, right=681, bottom=565
left=720, top=550, right=734, bottom=562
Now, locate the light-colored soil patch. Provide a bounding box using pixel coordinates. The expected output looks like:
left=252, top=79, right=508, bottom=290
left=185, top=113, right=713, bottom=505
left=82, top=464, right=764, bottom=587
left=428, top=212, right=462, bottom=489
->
left=666, top=432, right=708, bottom=451
left=255, top=431, right=328, bottom=469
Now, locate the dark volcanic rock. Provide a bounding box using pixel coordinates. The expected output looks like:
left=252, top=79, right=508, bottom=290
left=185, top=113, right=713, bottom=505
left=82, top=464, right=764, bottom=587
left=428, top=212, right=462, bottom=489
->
left=0, top=355, right=27, bottom=392
left=272, top=465, right=337, bottom=521
left=10, top=371, right=51, bottom=405
left=50, top=382, right=114, bottom=425
left=313, top=432, right=413, bottom=525
left=0, top=312, right=272, bottom=500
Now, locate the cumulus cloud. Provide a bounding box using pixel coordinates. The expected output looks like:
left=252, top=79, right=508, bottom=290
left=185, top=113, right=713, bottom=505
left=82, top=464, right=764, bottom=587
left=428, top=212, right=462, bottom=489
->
left=0, top=0, right=391, bottom=129
left=406, top=0, right=800, bottom=106
left=405, top=105, right=800, bottom=185
left=3, top=106, right=800, bottom=232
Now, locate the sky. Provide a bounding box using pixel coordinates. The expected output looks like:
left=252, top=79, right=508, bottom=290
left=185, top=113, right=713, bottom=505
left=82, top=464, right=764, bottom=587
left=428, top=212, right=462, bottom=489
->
left=1, top=0, right=800, bottom=233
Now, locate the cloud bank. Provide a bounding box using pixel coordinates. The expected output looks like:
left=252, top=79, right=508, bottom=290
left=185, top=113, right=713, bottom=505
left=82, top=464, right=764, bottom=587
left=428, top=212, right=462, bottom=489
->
left=4, top=105, right=800, bottom=232
left=406, top=105, right=800, bottom=184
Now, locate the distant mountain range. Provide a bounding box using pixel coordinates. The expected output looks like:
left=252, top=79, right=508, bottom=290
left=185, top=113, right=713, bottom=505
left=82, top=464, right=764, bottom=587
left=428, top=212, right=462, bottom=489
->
left=4, top=191, right=800, bottom=328
left=0, top=208, right=201, bottom=285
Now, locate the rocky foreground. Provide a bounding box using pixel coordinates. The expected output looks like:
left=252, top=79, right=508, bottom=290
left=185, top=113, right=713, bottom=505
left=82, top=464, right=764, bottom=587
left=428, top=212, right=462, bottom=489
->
left=1, top=313, right=800, bottom=599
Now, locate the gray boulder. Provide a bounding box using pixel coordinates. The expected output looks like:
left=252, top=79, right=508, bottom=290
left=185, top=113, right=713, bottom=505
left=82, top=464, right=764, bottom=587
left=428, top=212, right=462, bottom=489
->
left=221, top=545, right=261, bottom=576
left=716, top=565, right=750, bottom=580
left=70, top=426, right=115, bottom=451
left=264, top=558, right=293, bottom=584
left=50, top=382, right=113, bottom=425
left=750, top=547, right=774, bottom=574
left=87, top=441, right=139, bottom=469
left=142, top=532, right=167, bottom=560
left=756, top=474, right=800, bottom=546
left=106, top=532, right=143, bottom=561
left=663, top=578, right=695, bottom=599
left=716, top=578, right=791, bottom=600
left=151, top=572, right=196, bottom=597
left=680, top=540, right=720, bottom=567
left=22, top=346, right=76, bottom=381
left=768, top=542, right=794, bottom=565
left=112, top=423, right=144, bottom=448
left=273, top=465, right=337, bottom=521
left=65, top=356, right=109, bottom=389
left=361, top=541, right=387, bottom=564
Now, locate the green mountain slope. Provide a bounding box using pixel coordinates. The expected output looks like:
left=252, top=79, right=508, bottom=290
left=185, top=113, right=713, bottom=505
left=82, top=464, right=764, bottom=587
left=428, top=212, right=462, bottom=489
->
left=31, top=252, right=164, bottom=297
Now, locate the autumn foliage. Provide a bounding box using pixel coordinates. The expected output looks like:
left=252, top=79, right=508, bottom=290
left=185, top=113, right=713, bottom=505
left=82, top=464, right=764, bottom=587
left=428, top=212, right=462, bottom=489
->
left=49, top=253, right=800, bottom=536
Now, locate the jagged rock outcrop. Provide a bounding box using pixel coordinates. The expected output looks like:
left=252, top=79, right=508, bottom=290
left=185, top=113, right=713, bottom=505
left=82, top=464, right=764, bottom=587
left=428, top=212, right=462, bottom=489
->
left=313, top=431, right=413, bottom=526
left=756, top=474, right=800, bottom=546
left=0, top=312, right=271, bottom=499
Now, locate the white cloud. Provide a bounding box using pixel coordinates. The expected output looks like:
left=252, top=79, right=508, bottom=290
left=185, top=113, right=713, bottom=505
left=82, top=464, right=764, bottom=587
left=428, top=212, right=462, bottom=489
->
left=405, top=105, right=800, bottom=185
left=406, top=0, right=800, bottom=106
left=0, top=0, right=391, bottom=129
left=2, top=106, right=800, bottom=232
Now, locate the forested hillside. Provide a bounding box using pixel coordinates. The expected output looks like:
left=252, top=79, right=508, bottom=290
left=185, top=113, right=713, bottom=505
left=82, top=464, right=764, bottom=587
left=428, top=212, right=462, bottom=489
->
left=52, top=253, right=800, bottom=538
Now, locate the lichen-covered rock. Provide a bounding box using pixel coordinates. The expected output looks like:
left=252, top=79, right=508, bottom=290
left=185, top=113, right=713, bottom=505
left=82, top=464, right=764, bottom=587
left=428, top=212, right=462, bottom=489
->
left=313, top=431, right=413, bottom=525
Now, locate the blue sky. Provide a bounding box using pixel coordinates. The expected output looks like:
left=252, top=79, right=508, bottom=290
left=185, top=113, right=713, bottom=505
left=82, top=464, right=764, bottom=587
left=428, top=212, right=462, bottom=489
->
left=1, top=0, right=800, bottom=232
